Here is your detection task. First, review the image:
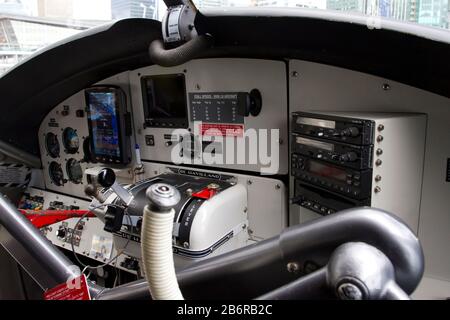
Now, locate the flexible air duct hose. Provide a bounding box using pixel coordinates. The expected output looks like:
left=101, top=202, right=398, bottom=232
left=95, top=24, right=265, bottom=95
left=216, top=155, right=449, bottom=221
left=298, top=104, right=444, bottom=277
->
left=141, top=204, right=184, bottom=300
left=149, top=35, right=213, bottom=67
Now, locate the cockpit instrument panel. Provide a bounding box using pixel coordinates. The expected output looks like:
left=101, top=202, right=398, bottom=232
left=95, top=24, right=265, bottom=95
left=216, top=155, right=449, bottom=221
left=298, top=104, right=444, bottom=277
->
left=85, top=86, right=131, bottom=165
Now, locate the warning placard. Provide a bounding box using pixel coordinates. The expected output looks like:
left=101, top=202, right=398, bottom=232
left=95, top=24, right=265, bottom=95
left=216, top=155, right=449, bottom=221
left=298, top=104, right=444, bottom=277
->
left=44, top=275, right=91, bottom=300
left=200, top=123, right=244, bottom=137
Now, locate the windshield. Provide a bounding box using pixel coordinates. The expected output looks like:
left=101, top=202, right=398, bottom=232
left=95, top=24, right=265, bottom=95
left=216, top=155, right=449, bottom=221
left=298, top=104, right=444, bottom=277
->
left=0, top=0, right=449, bottom=76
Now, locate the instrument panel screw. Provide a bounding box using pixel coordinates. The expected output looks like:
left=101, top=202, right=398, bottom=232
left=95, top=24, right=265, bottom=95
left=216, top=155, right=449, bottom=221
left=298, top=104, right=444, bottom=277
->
left=287, top=262, right=300, bottom=274
left=377, top=135, right=384, bottom=142
left=376, top=148, right=383, bottom=156
left=378, top=124, right=385, bottom=132
left=375, top=175, right=382, bottom=182
left=382, top=83, right=391, bottom=91
left=275, top=184, right=281, bottom=190
left=374, top=186, right=382, bottom=193
left=292, top=71, right=299, bottom=77
left=247, top=180, right=253, bottom=185
left=375, top=159, right=383, bottom=166
left=183, top=242, right=190, bottom=249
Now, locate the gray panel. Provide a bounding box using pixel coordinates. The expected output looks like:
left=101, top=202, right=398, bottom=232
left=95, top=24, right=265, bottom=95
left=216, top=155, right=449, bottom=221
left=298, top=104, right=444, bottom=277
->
left=288, top=60, right=450, bottom=294
left=130, top=59, right=289, bottom=175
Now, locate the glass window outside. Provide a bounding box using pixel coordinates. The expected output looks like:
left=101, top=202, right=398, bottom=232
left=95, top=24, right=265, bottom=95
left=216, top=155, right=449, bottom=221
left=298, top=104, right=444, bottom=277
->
left=0, top=0, right=449, bottom=76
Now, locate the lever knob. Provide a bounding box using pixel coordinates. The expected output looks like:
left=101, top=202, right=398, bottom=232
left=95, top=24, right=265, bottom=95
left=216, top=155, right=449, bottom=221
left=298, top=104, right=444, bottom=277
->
left=340, top=152, right=358, bottom=162
left=97, top=168, right=116, bottom=188
left=146, top=183, right=181, bottom=211
left=341, top=127, right=360, bottom=137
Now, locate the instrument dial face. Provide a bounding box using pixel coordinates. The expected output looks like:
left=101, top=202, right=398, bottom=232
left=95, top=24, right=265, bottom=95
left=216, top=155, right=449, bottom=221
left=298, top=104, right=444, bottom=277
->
left=49, top=161, right=64, bottom=186
left=45, top=133, right=60, bottom=158
left=66, top=158, right=83, bottom=184
left=62, top=127, right=79, bottom=154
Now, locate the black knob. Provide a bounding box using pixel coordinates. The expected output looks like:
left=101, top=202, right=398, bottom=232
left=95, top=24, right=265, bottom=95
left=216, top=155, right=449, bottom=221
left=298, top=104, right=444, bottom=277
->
left=342, top=127, right=359, bottom=137
left=340, top=152, right=358, bottom=162
left=97, top=168, right=116, bottom=188
left=56, top=228, right=66, bottom=239
left=242, top=89, right=263, bottom=117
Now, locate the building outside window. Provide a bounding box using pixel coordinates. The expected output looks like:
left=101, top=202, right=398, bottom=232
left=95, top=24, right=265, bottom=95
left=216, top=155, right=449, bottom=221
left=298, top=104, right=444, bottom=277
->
left=0, top=0, right=449, bottom=77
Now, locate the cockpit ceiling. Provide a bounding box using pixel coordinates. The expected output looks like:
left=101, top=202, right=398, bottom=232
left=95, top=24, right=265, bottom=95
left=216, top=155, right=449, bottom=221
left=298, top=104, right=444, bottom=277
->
left=0, top=12, right=449, bottom=155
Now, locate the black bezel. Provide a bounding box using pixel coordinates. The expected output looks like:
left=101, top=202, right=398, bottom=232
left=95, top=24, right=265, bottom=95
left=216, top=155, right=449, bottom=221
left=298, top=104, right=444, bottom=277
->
left=85, top=86, right=130, bottom=165
left=141, top=74, right=188, bottom=129
left=62, top=127, right=79, bottom=154
left=49, top=161, right=64, bottom=186
left=66, top=158, right=82, bottom=184
left=45, top=132, right=60, bottom=158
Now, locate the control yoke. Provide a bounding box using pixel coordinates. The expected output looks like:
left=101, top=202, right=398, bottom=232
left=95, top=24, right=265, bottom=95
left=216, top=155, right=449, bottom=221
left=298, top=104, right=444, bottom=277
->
left=96, top=206, right=424, bottom=300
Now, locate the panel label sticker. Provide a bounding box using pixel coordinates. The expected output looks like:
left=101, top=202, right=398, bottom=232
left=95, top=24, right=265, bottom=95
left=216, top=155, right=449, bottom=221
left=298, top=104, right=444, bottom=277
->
left=44, top=274, right=90, bottom=300
left=189, top=92, right=245, bottom=124
left=200, top=123, right=244, bottom=137
left=90, top=235, right=113, bottom=260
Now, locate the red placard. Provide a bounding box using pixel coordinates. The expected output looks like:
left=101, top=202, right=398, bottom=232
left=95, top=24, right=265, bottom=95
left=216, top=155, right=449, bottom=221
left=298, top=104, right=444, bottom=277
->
left=44, top=275, right=91, bottom=300
left=200, top=123, right=244, bottom=137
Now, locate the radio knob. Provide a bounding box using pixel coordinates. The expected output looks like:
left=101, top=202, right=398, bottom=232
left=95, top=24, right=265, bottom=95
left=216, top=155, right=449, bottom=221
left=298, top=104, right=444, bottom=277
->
left=341, top=127, right=360, bottom=137
left=340, top=152, right=358, bottom=162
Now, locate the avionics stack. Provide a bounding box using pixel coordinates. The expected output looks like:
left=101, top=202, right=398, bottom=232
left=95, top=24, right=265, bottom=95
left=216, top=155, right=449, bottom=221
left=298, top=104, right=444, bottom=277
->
left=290, top=111, right=427, bottom=232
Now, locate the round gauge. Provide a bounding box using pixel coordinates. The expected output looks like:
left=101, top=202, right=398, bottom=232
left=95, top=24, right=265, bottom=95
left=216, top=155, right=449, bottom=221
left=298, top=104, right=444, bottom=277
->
left=66, top=158, right=83, bottom=184
left=62, top=127, right=79, bottom=154
left=48, top=161, right=64, bottom=186
left=45, top=133, right=60, bottom=158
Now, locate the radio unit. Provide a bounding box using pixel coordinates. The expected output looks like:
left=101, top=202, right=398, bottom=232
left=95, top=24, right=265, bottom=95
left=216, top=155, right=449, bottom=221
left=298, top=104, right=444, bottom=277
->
left=294, top=182, right=370, bottom=216
left=292, top=133, right=373, bottom=170
left=291, top=154, right=372, bottom=200
left=292, top=112, right=374, bottom=145
left=290, top=111, right=427, bottom=233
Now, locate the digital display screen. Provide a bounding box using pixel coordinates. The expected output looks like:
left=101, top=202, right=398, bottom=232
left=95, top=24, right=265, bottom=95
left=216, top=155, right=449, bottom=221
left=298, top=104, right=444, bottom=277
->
left=309, top=160, right=347, bottom=182
left=296, top=136, right=334, bottom=151
left=87, top=91, right=121, bottom=159
left=297, top=117, right=336, bottom=129
left=141, top=74, right=187, bottom=126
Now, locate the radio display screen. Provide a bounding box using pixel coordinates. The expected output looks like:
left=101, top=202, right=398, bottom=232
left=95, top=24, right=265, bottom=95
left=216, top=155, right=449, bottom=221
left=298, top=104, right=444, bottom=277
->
left=86, top=88, right=126, bottom=163
left=309, top=160, right=347, bottom=182
left=297, top=117, right=336, bottom=129
left=141, top=74, right=188, bottom=127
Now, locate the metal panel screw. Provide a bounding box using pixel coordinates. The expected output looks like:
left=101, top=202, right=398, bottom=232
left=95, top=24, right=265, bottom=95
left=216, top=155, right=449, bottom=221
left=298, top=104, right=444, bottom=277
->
left=382, top=83, right=391, bottom=91
left=375, top=159, right=383, bottom=166
left=275, top=184, right=281, bottom=190
left=292, top=71, right=299, bottom=77
left=375, top=175, right=382, bottom=182
left=287, top=262, right=300, bottom=274
left=376, top=148, right=383, bottom=156
left=378, top=124, right=385, bottom=131
left=195, top=84, right=201, bottom=90
left=247, top=180, right=253, bottom=185
left=183, top=242, right=190, bottom=249
left=377, top=135, right=384, bottom=142
left=374, top=186, right=382, bottom=193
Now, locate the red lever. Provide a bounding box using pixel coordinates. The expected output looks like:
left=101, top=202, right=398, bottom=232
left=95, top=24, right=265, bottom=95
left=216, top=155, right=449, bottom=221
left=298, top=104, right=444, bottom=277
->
left=192, top=188, right=217, bottom=200
left=19, top=210, right=94, bottom=229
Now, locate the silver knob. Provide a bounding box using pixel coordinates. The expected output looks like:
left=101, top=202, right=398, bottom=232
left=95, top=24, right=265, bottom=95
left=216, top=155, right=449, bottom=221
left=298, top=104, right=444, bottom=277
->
left=146, top=183, right=181, bottom=211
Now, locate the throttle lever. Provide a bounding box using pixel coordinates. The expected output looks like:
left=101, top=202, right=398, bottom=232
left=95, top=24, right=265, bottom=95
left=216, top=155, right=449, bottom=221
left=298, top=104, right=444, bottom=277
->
left=98, top=168, right=133, bottom=206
